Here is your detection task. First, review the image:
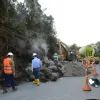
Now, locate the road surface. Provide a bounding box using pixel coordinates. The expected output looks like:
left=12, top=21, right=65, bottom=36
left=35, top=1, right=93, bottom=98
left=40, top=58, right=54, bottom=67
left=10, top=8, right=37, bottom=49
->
left=0, top=64, right=100, bottom=100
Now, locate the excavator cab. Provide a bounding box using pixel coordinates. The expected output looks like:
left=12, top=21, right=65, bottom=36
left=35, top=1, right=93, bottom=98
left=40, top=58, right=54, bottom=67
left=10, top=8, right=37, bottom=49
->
left=67, top=51, right=76, bottom=61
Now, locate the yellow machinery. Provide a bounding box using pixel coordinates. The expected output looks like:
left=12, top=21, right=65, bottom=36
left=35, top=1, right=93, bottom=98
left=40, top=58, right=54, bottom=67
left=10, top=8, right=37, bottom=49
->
left=58, top=39, right=68, bottom=60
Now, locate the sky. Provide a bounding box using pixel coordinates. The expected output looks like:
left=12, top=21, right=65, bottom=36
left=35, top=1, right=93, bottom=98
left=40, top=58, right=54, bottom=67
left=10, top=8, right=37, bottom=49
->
left=18, top=0, right=100, bottom=47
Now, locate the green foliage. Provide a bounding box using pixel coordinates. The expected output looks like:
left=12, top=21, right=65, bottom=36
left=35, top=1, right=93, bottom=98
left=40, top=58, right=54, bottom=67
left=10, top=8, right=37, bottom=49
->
left=69, top=44, right=80, bottom=51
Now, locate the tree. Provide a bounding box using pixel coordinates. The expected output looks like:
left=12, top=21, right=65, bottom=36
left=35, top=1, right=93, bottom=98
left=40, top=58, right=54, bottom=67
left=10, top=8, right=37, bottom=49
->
left=69, top=44, right=80, bottom=51
left=0, top=0, right=57, bottom=66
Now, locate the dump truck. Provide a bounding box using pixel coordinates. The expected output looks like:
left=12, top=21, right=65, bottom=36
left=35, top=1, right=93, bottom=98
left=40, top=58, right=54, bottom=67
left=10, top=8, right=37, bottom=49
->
left=78, top=45, right=100, bottom=64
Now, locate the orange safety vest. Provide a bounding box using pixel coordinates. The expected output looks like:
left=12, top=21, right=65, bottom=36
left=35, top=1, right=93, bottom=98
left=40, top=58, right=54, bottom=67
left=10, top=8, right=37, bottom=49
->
left=3, top=58, right=13, bottom=74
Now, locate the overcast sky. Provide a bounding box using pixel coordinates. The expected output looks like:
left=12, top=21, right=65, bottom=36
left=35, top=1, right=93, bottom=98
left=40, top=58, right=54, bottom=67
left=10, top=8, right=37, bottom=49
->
left=19, top=0, right=100, bottom=47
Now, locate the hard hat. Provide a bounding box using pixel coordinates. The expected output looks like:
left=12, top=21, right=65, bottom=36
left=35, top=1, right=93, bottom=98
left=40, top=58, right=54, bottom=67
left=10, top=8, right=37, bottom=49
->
left=7, top=52, right=13, bottom=56
left=33, top=53, right=37, bottom=56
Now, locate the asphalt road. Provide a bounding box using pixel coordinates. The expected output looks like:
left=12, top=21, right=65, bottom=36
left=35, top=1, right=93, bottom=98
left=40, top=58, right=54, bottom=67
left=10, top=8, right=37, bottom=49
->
left=0, top=64, right=100, bottom=100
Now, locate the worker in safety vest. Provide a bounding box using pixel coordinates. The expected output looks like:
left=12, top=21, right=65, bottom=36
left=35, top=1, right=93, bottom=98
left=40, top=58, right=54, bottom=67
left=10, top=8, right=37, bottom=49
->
left=32, top=53, right=42, bottom=86
left=3, top=52, right=17, bottom=94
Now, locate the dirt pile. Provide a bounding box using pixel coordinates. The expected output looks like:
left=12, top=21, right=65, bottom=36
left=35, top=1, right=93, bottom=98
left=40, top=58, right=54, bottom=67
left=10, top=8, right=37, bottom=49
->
left=63, top=62, right=85, bottom=77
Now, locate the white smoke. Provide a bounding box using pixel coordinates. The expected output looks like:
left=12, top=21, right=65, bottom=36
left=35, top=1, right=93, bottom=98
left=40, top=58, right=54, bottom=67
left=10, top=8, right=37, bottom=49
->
left=17, top=39, right=25, bottom=49
left=29, top=38, right=48, bottom=55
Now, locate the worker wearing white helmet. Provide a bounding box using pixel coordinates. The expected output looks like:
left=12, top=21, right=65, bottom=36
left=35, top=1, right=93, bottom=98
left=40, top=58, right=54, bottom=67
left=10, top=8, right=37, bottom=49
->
left=32, top=53, right=42, bottom=86
left=3, top=52, right=17, bottom=94
left=7, top=52, right=13, bottom=56
left=33, top=53, right=37, bottom=57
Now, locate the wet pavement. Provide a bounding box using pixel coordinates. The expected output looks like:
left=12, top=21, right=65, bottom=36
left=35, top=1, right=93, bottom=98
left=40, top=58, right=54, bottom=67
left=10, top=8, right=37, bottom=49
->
left=0, top=64, right=100, bottom=100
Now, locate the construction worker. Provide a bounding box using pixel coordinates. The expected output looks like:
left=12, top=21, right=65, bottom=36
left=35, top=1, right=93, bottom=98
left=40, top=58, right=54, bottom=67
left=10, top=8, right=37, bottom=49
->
left=32, top=53, right=42, bottom=86
left=3, top=52, right=17, bottom=93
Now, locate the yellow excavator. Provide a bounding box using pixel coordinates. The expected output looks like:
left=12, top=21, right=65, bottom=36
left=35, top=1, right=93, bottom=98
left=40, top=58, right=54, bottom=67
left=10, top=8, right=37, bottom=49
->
left=57, top=39, right=76, bottom=61
left=54, top=39, right=77, bottom=61
left=57, top=39, right=68, bottom=60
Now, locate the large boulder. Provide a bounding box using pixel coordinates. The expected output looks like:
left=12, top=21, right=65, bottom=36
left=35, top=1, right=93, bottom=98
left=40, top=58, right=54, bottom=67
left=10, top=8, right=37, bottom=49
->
left=48, top=60, right=55, bottom=66
left=57, top=62, right=64, bottom=68
left=28, top=75, right=35, bottom=81
left=25, top=63, right=33, bottom=75
left=40, top=72, right=49, bottom=82
left=48, top=65, right=58, bottom=72
left=25, top=63, right=35, bottom=81
left=40, top=67, right=52, bottom=78
left=56, top=72, right=61, bottom=78
left=43, top=57, right=50, bottom=68
left=50, top=73, right=58, bottom=81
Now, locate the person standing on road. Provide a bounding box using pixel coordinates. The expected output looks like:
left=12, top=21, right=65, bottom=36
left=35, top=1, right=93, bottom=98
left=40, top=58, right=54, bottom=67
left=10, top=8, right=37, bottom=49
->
left=3, top=52, right=17, bottom=94
left=32, top=53, right=42, bottom=86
